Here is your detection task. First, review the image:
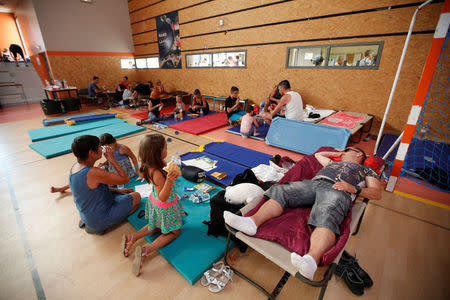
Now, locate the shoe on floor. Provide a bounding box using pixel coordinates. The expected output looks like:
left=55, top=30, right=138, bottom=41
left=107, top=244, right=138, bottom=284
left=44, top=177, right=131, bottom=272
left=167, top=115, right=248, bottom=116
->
left=85, top=226, right=105, bottom=235
left=341, top=251, right=373, bottom=287
left=335, top=263, right=365, bottom=295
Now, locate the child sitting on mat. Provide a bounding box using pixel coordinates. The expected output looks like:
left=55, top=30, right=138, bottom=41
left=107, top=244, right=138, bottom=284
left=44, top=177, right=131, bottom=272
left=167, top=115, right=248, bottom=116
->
left=239, top=104, right=260, bottom=138
left=50, top=134, right=139, bottom=193
left=163, top=95, right=186, bottom=118
left=136, top=93, right=164, bottom=125
left=120, top=133, right=183, bottom=276
left=225, top=86, right=243, bottom=126
left=98, top=133, right=139, bottom=179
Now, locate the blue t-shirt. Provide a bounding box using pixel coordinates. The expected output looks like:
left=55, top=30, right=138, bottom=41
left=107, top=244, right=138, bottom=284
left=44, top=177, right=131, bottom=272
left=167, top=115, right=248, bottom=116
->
left=88, top=82, right=99, bottom=97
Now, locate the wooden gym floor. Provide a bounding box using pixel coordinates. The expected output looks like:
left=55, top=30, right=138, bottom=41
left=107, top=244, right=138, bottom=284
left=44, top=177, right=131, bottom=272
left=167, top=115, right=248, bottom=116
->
left=0, top=104, right=448, bottom=300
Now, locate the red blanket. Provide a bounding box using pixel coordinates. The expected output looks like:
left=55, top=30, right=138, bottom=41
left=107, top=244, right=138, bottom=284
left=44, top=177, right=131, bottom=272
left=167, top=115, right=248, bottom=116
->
left=245, top=147, right=352, bottom=265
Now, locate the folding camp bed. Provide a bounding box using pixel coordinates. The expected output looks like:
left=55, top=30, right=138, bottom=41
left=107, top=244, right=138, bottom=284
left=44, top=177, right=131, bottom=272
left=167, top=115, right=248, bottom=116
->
left=224, top=197, right=370, bottom=300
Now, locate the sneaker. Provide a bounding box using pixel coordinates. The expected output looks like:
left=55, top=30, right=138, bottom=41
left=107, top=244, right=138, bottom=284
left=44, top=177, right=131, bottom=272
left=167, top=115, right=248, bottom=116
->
left=341, top=251, right=373, bottom=287
left=335, top=263, right=365, bottom=296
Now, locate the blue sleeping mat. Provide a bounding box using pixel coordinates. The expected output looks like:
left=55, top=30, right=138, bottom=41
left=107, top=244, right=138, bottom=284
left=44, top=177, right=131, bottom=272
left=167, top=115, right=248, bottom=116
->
left=225, top=123, right=270, bottom=141
left=126, top=176, right=232, bottom=285
left=28, top=118, right=125, bottom=142
left=29, top=122, right=145, bottom=158
left=180, top=151, right=248, bottom=186
left=65, top=113, right=118, bottom=123
left=203, top=142, right=272, bottom=168
left=42, top=113, right=97, bottom=126
left=155, top=111, right=217, bottom=126
left=265, top=117, right=351, bottom=155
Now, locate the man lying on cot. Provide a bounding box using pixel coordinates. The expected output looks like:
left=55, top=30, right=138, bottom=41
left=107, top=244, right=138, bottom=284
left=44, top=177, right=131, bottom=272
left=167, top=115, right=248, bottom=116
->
left=261, top=80, right=303, bottom=125
left=224, top=147, right=382, bottom=280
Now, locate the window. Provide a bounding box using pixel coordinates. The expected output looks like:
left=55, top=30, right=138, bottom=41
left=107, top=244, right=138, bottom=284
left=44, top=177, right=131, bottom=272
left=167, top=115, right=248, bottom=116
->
left=186, top=54, right=212, bottom=68
left=286, top=42, right=383, bottom=69
left=146, top=57, right=159, bottom=68
left=120, top=58, right=135, bottom=69
left=120, top=57, right=159, bottom=69
left=185, top=50, right=246, bottom=68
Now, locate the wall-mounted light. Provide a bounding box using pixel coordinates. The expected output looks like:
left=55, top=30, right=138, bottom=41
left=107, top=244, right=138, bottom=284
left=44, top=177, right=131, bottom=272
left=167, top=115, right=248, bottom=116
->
left=81, top=0, right=93, bottom=3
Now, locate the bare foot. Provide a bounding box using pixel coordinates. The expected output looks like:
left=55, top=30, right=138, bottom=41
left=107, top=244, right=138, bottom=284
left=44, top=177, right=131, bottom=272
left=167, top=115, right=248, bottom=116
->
left=50, top=185, right=70, bottom=193
left=120, top=234, right=135, bottom=257
left=132, top=245, right=150, bottom=276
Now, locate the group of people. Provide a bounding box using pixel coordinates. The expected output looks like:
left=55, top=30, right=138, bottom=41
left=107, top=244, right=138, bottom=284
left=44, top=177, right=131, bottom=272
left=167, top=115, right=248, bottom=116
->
left=54, top=75, right=383, bottom=281
left=54, top=132, right=184, bottom=276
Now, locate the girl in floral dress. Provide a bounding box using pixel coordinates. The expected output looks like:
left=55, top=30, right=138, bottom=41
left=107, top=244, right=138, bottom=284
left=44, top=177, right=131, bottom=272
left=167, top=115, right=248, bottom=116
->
left=120, top=133, right=183, bottom=276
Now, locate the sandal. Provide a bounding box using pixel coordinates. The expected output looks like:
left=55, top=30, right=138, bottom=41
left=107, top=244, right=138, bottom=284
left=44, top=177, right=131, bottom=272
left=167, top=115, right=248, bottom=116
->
left=200, top=261, right=225, bottom=287
left=120, top=234, right=134, bottom=257
left=132, top=246, right=149, bottom=276
left=208, top=266, right=233, bottom=293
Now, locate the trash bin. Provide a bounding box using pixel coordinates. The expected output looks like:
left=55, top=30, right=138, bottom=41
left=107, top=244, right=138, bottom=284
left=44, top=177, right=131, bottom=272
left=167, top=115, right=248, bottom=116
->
left=61, top=97, right=81, bottom=112
left=40, top=99, right=62, bottom=115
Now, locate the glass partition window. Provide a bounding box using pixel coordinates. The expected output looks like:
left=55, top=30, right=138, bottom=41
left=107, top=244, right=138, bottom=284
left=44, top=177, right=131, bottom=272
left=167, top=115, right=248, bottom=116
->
left=212, top=51, right=246, bottom=67
left=120, top=57, right=159, bottom=69
left=185, top=50, right=246, bottom=68
left=120, top=58, right=135, bottom=69
left=147, top=57, right=159, bottom=68
left=186, top=54, right=212, bottom=67
left=287, top=47, right=328, bottom=67
left=286, top=42, right=383, bottom=69
left=329, top=44, right=381, bottom=67
left=135, top=58, right=147, bottom=69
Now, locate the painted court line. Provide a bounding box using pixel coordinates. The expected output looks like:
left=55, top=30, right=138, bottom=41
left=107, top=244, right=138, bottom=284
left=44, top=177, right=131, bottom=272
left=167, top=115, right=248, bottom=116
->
left=2, top=158, right=46, bottom=300
left=393, top=190, right=450, bottom=210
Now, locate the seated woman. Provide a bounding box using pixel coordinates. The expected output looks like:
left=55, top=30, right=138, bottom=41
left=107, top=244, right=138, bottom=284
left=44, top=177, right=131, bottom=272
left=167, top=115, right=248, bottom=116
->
left=69, top=135, right=141, bottom=234
left=189, top=89, right=209, bottom=115
left=136, top=93, right=164, bottom=125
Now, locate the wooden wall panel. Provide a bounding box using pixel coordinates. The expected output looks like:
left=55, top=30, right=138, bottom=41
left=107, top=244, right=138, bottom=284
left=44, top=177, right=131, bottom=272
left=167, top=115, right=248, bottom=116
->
left=130, top=0, right=202, bottom=23
left=126, top=0, right=443, bottom=132
left=128, top=0, right=161, bottom=13
left=131, top=19, right=156, bottom=35
left=181, top=6, right=440, bottom=50
left=133, top=32, right=157, bottom=45
left=47, top=55, right=137, bottom=91
left=134, top=44, right=159, bottom=55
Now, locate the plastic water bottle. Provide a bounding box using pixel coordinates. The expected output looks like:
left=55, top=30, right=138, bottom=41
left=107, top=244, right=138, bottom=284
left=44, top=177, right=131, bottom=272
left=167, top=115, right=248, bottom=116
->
left=174, top=111, right=177, bottom=120
left=172, top=151, right=182, bottom=168
left=200, top=108, right=203, bottom=116
left=44, top=80, right=50, bottom=87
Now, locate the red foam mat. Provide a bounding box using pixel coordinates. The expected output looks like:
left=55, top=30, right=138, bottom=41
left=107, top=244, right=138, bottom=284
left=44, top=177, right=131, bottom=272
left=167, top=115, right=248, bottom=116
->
left=130, top=111, right=148, bottom=120
left=169, top=112, right=228, bottom=135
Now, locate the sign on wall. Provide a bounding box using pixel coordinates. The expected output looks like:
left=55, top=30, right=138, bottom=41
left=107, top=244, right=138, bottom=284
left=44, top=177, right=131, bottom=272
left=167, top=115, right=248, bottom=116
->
left=156, top=11, right=181, bottom=69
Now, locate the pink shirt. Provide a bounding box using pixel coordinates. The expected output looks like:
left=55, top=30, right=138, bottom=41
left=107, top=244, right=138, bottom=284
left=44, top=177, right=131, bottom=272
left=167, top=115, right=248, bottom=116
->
left=240, top=114, right=254, bottom=133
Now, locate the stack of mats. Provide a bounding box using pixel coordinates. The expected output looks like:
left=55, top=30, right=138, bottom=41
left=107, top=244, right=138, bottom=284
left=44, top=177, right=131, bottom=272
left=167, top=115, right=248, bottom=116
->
left=180, top=141, right=273, bottom=186
left=169, top=112, right=228, bottom=135
left=225, top=123, right=270, bottom=140
left=29, top=120, right=145, bottom=158
left=125, top=175, right=232, bottom=285
left=42, top=113, right=97, bottom=126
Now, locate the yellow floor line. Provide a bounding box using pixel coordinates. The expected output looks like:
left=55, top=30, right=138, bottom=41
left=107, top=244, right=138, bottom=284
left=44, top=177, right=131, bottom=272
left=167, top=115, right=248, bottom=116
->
left=393, top=190, right=450, bottom=210
left=198, top=135, right=223, bottom=143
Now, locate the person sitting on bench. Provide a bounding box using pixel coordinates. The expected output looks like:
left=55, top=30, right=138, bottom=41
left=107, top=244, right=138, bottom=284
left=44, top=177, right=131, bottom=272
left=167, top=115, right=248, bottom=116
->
left=224, top=147, right=381, bottom=280
left=262, top=80, right=303, bottom=125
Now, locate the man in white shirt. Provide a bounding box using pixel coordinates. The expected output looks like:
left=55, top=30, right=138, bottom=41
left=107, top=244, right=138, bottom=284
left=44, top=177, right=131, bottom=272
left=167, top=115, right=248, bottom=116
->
left=262, top=80, right=303, bottom=125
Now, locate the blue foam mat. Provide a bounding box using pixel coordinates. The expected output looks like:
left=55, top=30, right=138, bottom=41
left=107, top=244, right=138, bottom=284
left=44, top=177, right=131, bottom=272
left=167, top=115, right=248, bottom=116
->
left=225, top=123, right=270, bottom=140
left=42, top=113, right=97, bottom=126
left=265, top=117, right=351, bottom=155
left=126, top=176, right=232, bottom=285
left=180, top=151, right=248, bottom=186
left=203, top=141, right=272, bottom=168
left=28, top=118, right=125, bottom=142
left=29, top=122, right=145, bottom=158
left=155, top=111, right=217, bottom=126
left=66, top=113, right=117, bottom=123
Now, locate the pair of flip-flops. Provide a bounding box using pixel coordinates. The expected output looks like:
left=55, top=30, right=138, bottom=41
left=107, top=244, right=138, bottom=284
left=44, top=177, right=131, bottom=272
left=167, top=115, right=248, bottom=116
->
left=200, top=261, right=234, bottom=292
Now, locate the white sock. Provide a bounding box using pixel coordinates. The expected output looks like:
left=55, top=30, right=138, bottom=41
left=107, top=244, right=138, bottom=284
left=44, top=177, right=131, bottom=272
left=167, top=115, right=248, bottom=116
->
left=223, top=211, right=257, bottom=236
left=291, top=253, right=317, bottom=281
